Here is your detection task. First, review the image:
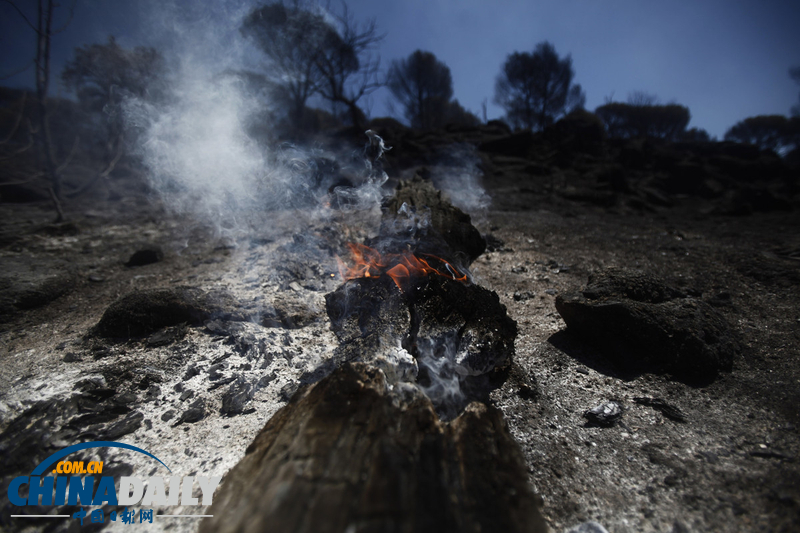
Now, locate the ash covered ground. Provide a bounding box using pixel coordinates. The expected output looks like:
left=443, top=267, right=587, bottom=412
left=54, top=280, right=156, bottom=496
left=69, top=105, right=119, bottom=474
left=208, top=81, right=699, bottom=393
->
left=1, top=121, right=800, bottom=532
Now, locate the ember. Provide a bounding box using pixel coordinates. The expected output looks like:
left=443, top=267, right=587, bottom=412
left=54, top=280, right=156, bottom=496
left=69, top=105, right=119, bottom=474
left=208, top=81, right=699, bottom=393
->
left=337, top=242, right=467, bottom=291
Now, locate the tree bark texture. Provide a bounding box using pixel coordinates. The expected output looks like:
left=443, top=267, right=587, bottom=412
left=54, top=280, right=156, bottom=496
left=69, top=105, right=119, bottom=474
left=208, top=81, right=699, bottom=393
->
left=200, top=363, right=547, bottom=533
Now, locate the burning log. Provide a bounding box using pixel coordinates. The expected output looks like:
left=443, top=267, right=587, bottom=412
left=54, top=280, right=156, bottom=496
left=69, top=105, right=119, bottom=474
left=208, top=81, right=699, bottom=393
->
left=203, top=162, right=540, bottom=531
left=326, top=174, right=517, bottom=416
left=200, top=363, right=547, bottom=533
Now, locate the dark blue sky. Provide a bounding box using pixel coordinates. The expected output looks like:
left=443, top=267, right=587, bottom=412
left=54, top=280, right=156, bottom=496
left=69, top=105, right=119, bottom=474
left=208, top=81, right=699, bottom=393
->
left=2, top=0, right=799, bottom=138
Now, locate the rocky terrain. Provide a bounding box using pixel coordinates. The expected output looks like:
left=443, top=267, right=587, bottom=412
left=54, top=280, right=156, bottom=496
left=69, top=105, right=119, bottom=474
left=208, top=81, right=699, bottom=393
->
left=1, top=118, right=799, bottom=532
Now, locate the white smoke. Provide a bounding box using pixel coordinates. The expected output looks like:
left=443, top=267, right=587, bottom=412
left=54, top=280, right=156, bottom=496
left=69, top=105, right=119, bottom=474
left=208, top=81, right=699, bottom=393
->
left=429, top=144, right=491, bottom=216
left=122, top=1, right=383, bottom=242
left=414, top=336, right=468, bottom=421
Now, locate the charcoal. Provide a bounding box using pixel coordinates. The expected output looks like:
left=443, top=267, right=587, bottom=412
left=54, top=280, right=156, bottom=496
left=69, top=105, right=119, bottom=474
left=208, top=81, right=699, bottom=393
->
left=220, top=378, right=254, bottom=416
left=101, top=411, right=144, bottom=439
left=325, top=275, right=516, bottom=378
left=146, top=325, right=186, bottom=347
left=409, top=276, right=517, bottom=376
left=177, top=399, right=206, bottom=424
left=326, top=276, right=407, bottom=341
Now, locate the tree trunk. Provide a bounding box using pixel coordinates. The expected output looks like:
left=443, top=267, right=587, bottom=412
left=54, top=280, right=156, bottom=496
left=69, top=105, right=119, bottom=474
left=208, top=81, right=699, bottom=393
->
left=200, top=363, right=547, bottom=533
left=35, top=0, right=63, bottom=222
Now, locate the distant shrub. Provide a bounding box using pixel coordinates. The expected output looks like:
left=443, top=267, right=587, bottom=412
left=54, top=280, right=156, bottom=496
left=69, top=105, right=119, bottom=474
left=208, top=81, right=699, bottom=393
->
left=545, top=109, right=606, bottom=153
left=595, top=102, right=690, bottom=141
left=724, top=115, right=798, bottom=154
left=444, top=99, right=481, bottom=127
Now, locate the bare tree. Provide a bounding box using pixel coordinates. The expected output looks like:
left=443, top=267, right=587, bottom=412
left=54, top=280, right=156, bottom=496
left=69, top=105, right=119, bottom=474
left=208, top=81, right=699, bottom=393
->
left=627, top=91, right=659, bottom=107
left=494, top=41, right=585, bottom=131
left=241, top=1, right=383, bottom=131
left=387, top=50, right=453, bottom=130
left=61, top=36, right=164, bottom=196
left=241, top=2, right=330, bottom=125
left=2, top=0, right=75, bottom=221
left=312, top=2, right=384, bottom=129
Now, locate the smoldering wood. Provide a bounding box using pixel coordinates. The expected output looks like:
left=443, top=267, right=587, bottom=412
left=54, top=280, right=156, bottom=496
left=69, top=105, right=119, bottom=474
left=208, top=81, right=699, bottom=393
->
left=379, top=174, right=486, bottom=264
left=200, top=363, right=548, bottom=533
left=324, top=274, right=517, bottom=382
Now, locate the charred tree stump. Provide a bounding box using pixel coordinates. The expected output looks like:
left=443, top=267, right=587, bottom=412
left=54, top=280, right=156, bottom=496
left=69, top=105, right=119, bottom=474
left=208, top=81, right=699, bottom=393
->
left=200, top=363, right=547, bottom=533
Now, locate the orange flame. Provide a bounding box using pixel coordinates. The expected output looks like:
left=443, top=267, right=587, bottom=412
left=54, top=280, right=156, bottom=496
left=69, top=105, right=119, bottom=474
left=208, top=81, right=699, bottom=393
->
left=337, top=242, right=467, bottom=292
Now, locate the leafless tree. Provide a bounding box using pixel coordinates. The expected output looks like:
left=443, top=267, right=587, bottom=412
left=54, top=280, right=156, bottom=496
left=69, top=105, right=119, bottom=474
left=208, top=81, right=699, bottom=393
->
left=2, top=0, right=76, bottom=221
left=312, top=2, right=384, bottom=129
left=61, top=36, right=165, bottom=197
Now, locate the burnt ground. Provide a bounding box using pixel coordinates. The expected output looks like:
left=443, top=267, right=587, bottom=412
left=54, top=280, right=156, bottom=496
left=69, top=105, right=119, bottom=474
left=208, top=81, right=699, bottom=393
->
left=1, top=126, right=800, bottom=532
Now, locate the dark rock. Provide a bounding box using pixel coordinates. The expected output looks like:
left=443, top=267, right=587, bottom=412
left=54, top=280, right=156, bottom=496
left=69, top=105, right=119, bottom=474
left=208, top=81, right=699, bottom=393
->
left=279, top=381, right=299, bottom=401
left=0, top=266, right=75, bottom=320
left=634, top=397, right=688, bottom=422
left=144, top=385, right=161, bottom=401
left=14, top=274, right=73, bottom=310
left=199, top=363, right=547, bottom=533
left=584, top=401, right=623, bottom=427
left=161, top=410, right=176, bottom=422
left=93, top=286, right=240, bottom=339
left=115, top=392, right=137, bottom=405
left=555, top=269, right=739, bottom=383
left=125, top=247, right=164, bottom=267
left=580, top=269, right=685, bottom=303
left=136, top=367, right=165, bottom=389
